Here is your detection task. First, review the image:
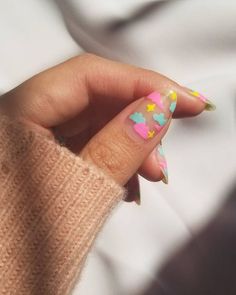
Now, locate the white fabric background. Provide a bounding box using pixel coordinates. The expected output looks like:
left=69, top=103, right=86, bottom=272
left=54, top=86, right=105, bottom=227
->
left=0, top=1, right=235, bottom=294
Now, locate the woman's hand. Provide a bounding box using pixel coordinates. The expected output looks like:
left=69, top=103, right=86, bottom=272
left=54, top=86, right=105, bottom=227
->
left=1, top=54, right=214, bottom=202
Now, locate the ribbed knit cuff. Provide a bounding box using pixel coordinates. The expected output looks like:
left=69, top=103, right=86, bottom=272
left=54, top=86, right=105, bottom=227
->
left=0, top=115, right=125, bottom=295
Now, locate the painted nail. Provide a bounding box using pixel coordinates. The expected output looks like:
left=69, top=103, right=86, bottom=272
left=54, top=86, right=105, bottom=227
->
left=124, top=175, right=141, bottom=205
left=134, top=191, right=141, bottom=205
left=188, top=89, right=216, bottom=111
left=157, top=143, right=168, bottom=184
left=128, top=90, right=177, bottom=140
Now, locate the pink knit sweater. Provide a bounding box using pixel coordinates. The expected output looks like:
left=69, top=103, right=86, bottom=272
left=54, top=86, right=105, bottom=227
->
left=0, top=115, right=125, bottom=294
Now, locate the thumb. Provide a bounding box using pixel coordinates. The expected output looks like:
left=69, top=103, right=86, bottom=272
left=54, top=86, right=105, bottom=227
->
left=80, top=90, right=177, bottom=185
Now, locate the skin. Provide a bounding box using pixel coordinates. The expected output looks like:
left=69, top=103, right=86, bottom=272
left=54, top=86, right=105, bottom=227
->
left=0, top=54, right=207, bottom=202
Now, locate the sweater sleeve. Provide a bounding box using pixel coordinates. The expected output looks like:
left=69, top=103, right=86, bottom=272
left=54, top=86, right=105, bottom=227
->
left=0, top=115, right=125, bottom=295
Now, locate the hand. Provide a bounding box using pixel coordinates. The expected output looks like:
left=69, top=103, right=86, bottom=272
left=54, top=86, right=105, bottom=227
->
left=1, top=54, right=215, bottom=203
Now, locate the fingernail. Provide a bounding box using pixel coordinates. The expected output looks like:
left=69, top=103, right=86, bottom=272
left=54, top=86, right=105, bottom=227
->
left=134, top=192, right=141, bottom=205
left=156, top=143, right=168, bottom=184
left=188, top=89, right=216, bottom=111
left=124, top=175, right=141, bottom=205
left=128, top=90, right=177, bottom=140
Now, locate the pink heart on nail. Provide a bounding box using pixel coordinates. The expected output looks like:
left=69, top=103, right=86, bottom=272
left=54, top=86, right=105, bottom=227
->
left=133, top=123, right=149, bottom=139
left=147, top=92, right=164, bottom=110
left=199, top=94, right=207, bottom=103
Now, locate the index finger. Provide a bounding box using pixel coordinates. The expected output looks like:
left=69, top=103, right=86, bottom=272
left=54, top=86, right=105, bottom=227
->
left=0, top=54, right=215, bottom=128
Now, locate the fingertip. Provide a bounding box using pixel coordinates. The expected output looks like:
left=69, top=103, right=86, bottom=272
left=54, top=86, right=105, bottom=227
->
left=138, top=148, right=166, bottom=182
left=173, top=86, right=216, bottom=118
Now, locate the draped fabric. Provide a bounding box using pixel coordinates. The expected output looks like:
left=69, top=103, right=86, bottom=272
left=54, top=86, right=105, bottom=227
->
left=0, top=1, right=235, bottom=294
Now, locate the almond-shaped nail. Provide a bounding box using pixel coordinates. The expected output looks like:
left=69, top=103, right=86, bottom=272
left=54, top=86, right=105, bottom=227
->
left=157, top=143, right=168, bottom=184
left=127, top=90, right=177, bottom=141
left=134, top=191, right=141, bottom=205
left=188, top=89, right=216, bottom=111
left=124, top=175, right=141, bottom=205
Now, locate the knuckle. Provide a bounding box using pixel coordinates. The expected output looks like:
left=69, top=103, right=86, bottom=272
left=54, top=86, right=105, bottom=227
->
left=84, top=131, right=137, bottom=179
left=77, top=53, right=98, bottom=63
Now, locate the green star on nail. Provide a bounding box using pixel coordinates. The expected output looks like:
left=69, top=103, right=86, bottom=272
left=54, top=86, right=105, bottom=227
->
left=153, top=113, right=167, bottom=126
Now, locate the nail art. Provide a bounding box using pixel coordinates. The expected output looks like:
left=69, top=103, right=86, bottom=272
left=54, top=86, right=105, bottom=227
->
left=147, top=92, right=165, bottom=110
left=134, top=191, right=141, bottom=205
left=128, top=91, right=177, bottom=140
left=168, top=90, right=178, bottom=113
left=188, top=89, right=216, bottom=111
left=157, top=143, right=168, bottom=184
left=153, top=113, right=167, bottom=126
left=146, top=104, right=156, bottom=112
left=130, top=112, right=146, bottom=123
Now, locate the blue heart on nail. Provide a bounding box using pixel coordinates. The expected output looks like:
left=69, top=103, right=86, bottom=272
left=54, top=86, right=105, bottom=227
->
left=129, top=112, right=146, bottom=123
left=152, top=113, right=167, bottom=126
left=169, top=102, right=177, bottom=113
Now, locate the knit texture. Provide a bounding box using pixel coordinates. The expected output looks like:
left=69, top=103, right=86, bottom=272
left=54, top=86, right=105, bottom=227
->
left=0, top=115, right=125, bottom=295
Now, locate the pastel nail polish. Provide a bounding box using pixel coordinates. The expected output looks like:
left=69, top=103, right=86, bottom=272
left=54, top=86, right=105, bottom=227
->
left=156, top=143, right=168, bottom=184
left=189, top=89, right=216, bottom=111
left=128, top=90, right=177, bottom=140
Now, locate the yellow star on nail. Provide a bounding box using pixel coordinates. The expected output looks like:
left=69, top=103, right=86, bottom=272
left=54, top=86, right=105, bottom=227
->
left=169, top=91, right=177, bottom=101
left=148, top=130, right=155, bottom=138
left=190, top=90, right=200, bottom=97
left=146, top=103, right=156, bottom=112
